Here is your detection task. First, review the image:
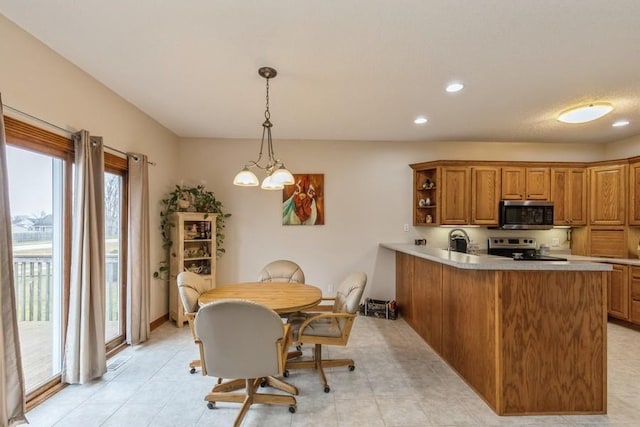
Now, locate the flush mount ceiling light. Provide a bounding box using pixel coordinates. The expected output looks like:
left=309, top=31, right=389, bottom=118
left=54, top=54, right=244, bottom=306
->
left=233, top=66, right=294, bottom=190
left=612, top=120, right=630, bottom=127
left=445, top=82, right=464, bottom=93
left=557, top=103, right=614, bottom=124
left=414, top=116, right=428, bottom=124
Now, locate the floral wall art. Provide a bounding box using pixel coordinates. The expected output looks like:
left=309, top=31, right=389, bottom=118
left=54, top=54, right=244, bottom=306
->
left=282, top=174, right=324, bottom=225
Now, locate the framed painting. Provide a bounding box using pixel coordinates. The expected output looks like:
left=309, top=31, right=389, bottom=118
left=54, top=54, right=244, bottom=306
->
left=282, top=174, right=324, bottom=225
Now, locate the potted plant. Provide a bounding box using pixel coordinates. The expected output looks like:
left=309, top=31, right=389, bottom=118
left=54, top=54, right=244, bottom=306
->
left=154, top=184, right=230, bottom=278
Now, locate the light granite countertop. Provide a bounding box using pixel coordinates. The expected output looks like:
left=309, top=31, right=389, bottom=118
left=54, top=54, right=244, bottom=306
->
left=380, top=243, right=614, bottom=271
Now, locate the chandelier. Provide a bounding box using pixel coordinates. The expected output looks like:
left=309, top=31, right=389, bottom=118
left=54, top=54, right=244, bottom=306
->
left=233, top=66, right=294, bottom=190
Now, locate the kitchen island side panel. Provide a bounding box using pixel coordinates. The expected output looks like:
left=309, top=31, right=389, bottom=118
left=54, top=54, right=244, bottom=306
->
left=499, top=270, right=607, bottom=415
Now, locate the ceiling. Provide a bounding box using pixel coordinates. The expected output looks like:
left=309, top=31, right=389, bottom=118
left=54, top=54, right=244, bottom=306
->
left=1, top=0, right=640, bottom=144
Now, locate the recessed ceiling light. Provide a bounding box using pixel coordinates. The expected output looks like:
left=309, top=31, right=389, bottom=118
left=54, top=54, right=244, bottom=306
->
left=557, top=103, right=613, bottom=124
left=612, top=120, right=630, bottom=127
left=445, top=83, right=464, bottom=93
left=414, top=117, right=428, bottom=124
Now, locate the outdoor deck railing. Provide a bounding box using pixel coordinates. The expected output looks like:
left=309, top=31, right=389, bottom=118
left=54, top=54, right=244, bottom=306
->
left=13, top=255, right=120, bottom=322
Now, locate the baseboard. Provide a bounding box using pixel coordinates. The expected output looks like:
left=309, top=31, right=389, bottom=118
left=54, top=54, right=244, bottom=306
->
left=150, top=313, right=169, bottom=331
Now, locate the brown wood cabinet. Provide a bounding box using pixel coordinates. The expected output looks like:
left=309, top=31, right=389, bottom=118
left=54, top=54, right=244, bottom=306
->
left=471, top=166, right=501, bottom=225
left=589, top=163, right=627, bottom=225
left=411, top=163, right=501, bottom=227
left=550, top=168, right=587, bottom=226
left=501, top=167, right=550, bottom=200
left=630, top=266, right=640, bottom=324
left=608, top=263, right=629, bottom=320
left=628, top=161, right=640, bottom=225
left=395, top=252, right=414, bottom=325
left=413, top=167, right=439, bottom=225
left=440, top=167, right=470, bottom=225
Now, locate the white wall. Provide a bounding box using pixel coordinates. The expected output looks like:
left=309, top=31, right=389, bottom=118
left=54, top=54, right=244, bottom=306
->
left=0, top=15, right=181, bottom=321
left=179, top=138, right=624, bottom=300
left=605, top=135, right=640, bottom=160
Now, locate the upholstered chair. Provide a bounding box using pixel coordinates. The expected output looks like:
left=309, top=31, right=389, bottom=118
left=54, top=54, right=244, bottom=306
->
left=286, top=272, right=367, bottom=392
left=195, top=299, right=296, bottom=426
left=257, top=259, right=305, bottom=283
left=177, top=271, right=210, bottom=374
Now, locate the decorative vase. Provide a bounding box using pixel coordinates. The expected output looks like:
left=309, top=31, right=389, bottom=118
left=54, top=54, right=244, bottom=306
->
left=178, top=199, right=190, bottom=210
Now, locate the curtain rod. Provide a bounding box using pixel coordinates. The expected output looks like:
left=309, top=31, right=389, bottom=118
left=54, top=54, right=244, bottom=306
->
left=2, top=103, right=156, bottom=166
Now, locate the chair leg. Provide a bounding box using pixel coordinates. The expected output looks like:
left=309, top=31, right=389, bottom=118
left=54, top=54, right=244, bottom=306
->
left=189, top=359, right=201, bottom=374
left=313, top=344, right=330, bottom=392
left=286, top=344, right=356, bottom=393
left=232, top=379, right=255, bottom=427
left=262, top=375, right=298, bottom=395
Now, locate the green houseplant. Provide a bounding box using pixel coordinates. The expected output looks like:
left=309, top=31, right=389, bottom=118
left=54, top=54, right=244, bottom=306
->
left=154, top=184, right=230, bottom=278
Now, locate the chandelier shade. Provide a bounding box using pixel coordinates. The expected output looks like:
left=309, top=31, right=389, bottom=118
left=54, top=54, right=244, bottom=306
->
left=232, top=166, right=259, bottom=186
left=233, top=66, right=294, bottom=189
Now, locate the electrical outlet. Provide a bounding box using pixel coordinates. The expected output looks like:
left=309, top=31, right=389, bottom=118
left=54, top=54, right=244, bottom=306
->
left=551, top=237, right=560, bottom=247
left=403, top=223, right=409, bottom=232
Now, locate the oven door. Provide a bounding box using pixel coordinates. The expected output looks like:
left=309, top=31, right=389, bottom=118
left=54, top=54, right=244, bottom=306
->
left=499, top=200, right=554, bottom=229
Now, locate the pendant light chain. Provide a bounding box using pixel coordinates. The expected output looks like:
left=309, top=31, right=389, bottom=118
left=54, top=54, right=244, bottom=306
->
left=265, top=77, right=271, bottom=121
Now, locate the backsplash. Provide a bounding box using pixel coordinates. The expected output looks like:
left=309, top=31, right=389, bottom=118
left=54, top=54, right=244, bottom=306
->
left=413, top=227, right=572, bottom=253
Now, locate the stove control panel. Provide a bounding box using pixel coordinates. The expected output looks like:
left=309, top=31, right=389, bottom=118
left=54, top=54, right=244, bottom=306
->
left=488, top=237, right=537, bottom=250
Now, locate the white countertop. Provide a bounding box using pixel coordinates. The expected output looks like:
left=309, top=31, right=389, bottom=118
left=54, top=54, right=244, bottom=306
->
left=380, top=243, right=614, bottom=271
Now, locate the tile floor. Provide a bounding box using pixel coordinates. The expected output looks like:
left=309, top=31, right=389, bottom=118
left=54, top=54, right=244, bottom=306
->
left=24, top=317, right=640, bottom=426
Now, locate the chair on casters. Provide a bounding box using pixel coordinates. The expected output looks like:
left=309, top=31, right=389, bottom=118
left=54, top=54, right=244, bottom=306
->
left=258, top=259, right=307, bottom=358
left=195, top=299, right=296, bottom=427
left=177, top=271, right=211, bottom=374
left=258, top=259, right=305, bottom=283
left=286, top=272, right=367, bottom=393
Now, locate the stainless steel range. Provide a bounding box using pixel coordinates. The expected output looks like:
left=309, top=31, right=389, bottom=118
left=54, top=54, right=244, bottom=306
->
left=487, top=237, right=567, bottom=261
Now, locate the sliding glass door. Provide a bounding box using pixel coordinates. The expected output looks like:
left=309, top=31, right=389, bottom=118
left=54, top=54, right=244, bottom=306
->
left=104, top=171, right=125, bottom=345
left=6, top=145, right=65, bottom=393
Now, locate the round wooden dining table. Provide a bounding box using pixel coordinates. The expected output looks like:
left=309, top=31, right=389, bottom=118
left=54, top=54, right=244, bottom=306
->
left=198, top=282, right=322, bottom=314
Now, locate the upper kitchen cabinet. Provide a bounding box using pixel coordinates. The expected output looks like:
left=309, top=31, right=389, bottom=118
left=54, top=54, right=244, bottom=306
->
left=410, top=162, right=507, bottom=227
left=412, top=166, right=440, bottom=226
left=550, top=168, right=587, bottom=226
left=589, top=163, right=627, bottom=225
left=628, top=159, right=640, bottom=225
left=471, top=166, right=501, bottom=225
left=440, top=167, right=471, bottom=225
left=501, top=167, right=550, bottom=200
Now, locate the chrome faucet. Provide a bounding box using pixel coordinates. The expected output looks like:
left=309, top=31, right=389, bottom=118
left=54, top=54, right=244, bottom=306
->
left=448, top=228, right=470, bottom=252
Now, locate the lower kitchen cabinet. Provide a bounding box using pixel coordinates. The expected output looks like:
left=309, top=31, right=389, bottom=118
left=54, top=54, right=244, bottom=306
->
left=608, top=263, right=629, bottom=320
left=630, top=266, right=640, bottom=324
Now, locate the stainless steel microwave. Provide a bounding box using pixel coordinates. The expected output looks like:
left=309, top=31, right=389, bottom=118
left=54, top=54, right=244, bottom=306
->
left=498, top=200, right=554, bottom=230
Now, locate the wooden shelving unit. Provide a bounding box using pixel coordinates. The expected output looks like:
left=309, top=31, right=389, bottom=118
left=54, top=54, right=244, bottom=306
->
left=168, top=212, right=217, bottom=326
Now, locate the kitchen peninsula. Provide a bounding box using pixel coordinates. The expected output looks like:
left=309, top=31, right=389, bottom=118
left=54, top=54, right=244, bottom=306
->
left=381, top=243, right=611, bottom=416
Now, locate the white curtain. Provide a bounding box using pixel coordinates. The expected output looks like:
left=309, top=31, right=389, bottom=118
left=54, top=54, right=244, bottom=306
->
left=63, top=130, right=106, bottom=384
left=0, top=98, right=28, bottom=426
left=126, top=153, right=150, bottom=344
